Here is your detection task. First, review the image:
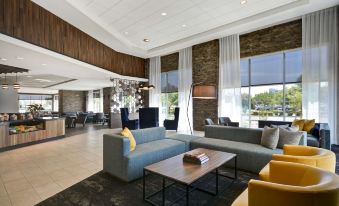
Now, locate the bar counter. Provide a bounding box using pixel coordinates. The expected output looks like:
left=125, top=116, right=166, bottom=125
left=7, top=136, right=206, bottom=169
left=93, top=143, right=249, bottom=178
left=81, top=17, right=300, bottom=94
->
left=0, top=117, right=65, bottom=151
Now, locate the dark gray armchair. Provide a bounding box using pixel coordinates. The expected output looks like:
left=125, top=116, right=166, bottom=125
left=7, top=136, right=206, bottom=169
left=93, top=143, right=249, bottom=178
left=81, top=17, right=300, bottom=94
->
left=205, top=118, right=215, bottom=125
left=218, top=117, right=239, bottom=127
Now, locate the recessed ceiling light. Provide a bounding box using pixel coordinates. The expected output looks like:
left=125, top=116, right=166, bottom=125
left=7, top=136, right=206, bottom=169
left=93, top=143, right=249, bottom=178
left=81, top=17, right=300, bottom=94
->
left=1, top=58, right=7, bottom=61
left=143, top=38, right=150, bottom=42
left=182, top=24, right=187, bottom=27
left=161, top=12, right=167, bottom=16
left=16, top=57, right=24, bottom=60
left=26, top=75, right=32, bottom=78
left=240, top=0, right=247, bottom=4
left=41, top=63, right=47, bottom=66
left=124, top=31, right=129, bottom=35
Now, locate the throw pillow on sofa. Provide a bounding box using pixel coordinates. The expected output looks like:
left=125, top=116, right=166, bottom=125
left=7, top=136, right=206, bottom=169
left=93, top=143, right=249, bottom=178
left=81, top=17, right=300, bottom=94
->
left=261, top=126, right=279, bottom=149
left=303, top=119, right=315, bottom=133
left=277, top=128, right=303, bottom=149
left=120, top=127, right=136, bottom=151
left=292, top=119, right=305, bottom=131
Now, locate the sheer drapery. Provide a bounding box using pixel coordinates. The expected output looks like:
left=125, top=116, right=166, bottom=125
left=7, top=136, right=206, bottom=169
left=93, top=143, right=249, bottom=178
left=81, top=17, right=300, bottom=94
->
left=218, top=34, right=242, bottom=122
left=178, top=47, right=193, bottom=133
left=149, top=56, right=161, bottom=108
left=302, top=6, right=338, bottom=144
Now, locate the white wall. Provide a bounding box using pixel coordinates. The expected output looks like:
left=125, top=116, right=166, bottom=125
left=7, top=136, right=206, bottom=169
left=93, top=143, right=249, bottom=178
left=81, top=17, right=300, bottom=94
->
left=0, top=87, right=19, bottom=113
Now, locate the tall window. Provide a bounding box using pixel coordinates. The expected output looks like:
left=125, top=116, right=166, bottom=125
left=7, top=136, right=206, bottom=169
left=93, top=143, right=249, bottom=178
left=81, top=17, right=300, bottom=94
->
left=93, top=90, right=101, bottom=112
left=19, top=94, right=56, bottom=113
left=241, top=49, right=302, bottom=128
left=161, top=70, right=178, bottom=123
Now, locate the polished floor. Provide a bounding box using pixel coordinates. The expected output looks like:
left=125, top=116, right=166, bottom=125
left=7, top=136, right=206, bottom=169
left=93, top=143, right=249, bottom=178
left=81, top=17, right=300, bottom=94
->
left=0, top=125, right=112, bottom=206
left=0, top=125, right=201, bottom=206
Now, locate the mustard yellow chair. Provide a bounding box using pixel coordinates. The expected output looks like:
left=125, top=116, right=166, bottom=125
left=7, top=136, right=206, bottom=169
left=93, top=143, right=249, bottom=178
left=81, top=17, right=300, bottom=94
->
left=232, top=161, right=339, bottom=206
left=260, top=145, right=336, bottom=181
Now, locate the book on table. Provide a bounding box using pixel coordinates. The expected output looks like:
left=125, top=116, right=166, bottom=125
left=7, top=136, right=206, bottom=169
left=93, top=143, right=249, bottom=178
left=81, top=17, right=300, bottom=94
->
left=183, top=152, right=209, bottom=165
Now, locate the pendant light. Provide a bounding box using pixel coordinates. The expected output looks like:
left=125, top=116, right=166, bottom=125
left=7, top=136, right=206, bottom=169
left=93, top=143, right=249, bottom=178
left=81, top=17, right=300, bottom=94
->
left=2, top=74, right=8, bottom=89
left=13, top=73, right=20, bottom=90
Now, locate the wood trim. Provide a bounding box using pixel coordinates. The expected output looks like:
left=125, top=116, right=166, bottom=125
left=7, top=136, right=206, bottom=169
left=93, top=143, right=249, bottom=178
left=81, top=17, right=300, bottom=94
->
left=0, top=0, right=145, bottom=78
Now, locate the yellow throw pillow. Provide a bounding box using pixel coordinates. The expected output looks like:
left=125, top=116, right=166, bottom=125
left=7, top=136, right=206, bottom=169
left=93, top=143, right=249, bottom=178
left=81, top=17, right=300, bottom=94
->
left=303, top=119, right=315, bottom=133
left=292, top=119, right=305, bottom=131
left=120, top=127, right=136, bottom=151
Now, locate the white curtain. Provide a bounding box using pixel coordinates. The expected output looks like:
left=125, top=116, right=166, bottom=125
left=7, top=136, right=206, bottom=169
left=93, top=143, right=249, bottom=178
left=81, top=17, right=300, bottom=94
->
left=302, top=6, right=338, bottom=144
left=149, top=56, right=161, bottom=108
left=218, top=34, right=242, bottom=123
left=87, top=90, right=94, bottom=112
left=178, top=47, right=193, bottom=133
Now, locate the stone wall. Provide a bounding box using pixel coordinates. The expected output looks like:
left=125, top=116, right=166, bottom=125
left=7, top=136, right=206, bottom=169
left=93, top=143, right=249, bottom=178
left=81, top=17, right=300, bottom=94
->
left=103, top=87, right=112, bottom=114
left=58, top=90, right=86, bottom=113
left=161, top=53, right=179, bottom=72
left=192, top=40, right=219, bottom=131
left=240, top=19, right=302, bottom=58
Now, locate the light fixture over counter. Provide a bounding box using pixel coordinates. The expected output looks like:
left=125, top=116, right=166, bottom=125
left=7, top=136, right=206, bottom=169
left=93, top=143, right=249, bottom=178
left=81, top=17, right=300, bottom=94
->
left=0, top=64, right=29, bottom=90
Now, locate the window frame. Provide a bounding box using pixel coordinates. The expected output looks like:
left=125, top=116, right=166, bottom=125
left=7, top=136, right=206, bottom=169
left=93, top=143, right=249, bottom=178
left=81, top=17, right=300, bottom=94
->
left=240, top=48, right=302, bottom=125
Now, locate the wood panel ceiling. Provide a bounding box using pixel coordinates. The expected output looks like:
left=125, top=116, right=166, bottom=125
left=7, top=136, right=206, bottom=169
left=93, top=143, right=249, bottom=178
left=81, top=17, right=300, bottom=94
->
left=0, top=0, right=145, bottom=78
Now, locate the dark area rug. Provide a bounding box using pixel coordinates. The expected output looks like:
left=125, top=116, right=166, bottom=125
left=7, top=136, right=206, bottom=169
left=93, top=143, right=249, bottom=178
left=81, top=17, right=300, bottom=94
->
left=37, top=145, right=339, bottom=206
left=37, top=169, right=256, bottom=206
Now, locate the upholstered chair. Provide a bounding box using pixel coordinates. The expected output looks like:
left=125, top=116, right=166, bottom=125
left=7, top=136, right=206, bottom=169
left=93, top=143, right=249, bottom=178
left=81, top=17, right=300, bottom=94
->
left=232, top=160, right=339, bottom=206
left=120, top=108, right=139, bottom=130
left=259, top=145, right=336, bottom=181
left=218, top=117, right=240, bottom=127
left=163, top=107, right=180, bottom=131
left=205, top=118, right=214, bottom=125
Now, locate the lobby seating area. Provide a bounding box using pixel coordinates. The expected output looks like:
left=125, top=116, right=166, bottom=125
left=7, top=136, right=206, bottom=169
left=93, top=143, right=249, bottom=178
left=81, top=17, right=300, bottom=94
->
left=0, top=0, right=338, bottom=206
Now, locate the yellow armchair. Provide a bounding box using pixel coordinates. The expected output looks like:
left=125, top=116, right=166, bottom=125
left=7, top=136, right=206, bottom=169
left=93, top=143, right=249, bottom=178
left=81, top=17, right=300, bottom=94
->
left=260, top=145, right=336, bottom=181
left=232, top=161, right=339, bottom=206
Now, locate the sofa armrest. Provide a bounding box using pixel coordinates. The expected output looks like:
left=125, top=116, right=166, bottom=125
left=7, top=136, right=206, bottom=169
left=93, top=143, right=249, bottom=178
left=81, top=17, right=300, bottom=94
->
left=103, top=134, right=130, bottom=175
left=319, top=123, right=331, bottom=150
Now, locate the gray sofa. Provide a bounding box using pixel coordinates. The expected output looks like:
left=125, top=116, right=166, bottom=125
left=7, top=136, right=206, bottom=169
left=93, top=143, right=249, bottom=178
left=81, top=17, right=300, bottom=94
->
left=171, top=125, right=307, bottom=173
left=103, top=127, right=186, bottom=182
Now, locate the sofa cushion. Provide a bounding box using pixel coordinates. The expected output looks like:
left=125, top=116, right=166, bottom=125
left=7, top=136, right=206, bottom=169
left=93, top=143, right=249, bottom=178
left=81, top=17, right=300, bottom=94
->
left=166, top=134, right=202, bottom=151
left=191, top=137, right=282, bottom=173
left=205, top=125, right=262, bottom=144
left=125, top=139, right=186, bottom=180
left=131, top=127, right=166, bottom=145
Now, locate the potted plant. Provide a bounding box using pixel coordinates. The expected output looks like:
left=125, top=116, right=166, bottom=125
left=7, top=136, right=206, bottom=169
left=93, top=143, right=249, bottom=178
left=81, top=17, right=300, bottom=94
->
left=27, top=104, right=45, bottom=118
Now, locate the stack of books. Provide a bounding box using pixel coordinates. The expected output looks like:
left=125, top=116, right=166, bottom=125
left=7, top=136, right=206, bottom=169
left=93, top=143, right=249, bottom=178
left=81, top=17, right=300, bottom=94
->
left=183, top=152, right=209, bottom=165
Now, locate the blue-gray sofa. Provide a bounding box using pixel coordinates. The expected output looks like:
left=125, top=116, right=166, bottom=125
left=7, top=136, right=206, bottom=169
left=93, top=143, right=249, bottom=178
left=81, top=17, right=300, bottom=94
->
left=103, top=127, right=186, bottom=182
left=104, top=125, right=307, bottom=181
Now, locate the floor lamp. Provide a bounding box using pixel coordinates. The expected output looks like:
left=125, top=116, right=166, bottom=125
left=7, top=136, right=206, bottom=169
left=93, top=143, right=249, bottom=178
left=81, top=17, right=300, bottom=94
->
left=187, top=84, right=217, bottom=134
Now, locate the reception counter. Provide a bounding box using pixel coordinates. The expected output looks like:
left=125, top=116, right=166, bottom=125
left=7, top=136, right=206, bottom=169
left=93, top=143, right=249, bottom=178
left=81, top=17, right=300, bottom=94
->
left=0, top=117, right=65, bottom=151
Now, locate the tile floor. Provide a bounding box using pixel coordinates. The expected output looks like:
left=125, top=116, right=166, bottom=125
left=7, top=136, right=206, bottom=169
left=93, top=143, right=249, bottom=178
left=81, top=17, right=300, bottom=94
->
left=0, top=126, right=202, bottom=206
left=0, top=127, right=114, bottom=206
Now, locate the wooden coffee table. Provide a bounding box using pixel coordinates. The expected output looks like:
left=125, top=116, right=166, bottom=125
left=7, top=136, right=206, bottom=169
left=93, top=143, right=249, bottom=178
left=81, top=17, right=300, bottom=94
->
left=143, top=148, right=237, bottom=206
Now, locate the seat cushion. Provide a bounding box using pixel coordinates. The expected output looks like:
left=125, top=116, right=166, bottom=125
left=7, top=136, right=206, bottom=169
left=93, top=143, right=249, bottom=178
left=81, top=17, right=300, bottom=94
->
left=125, top=139, right=186, bottom=181
left=191, top=138, right=282, bottom=173
left=231, top=188, right=248, bottom=206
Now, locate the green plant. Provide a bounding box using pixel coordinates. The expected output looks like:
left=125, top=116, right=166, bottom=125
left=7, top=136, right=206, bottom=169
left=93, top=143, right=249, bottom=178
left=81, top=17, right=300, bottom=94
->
left=27, top=104, right=44, bottom=113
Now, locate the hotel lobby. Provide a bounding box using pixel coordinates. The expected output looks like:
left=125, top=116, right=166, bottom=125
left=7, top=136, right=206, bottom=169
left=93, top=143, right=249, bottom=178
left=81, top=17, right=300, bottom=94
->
left=0, top=0, right=339, bottom=205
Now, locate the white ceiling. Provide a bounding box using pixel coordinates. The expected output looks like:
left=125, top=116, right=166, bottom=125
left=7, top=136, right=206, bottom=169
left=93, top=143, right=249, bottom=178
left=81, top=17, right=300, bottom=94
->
left=0, top=34, right=147, bottom=91
left=33, top=0, right=339, bottom=58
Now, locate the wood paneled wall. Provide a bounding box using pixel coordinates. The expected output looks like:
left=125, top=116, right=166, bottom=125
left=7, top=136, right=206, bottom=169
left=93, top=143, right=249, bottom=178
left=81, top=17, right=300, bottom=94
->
left=0, top=0, right=145, bottom=77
